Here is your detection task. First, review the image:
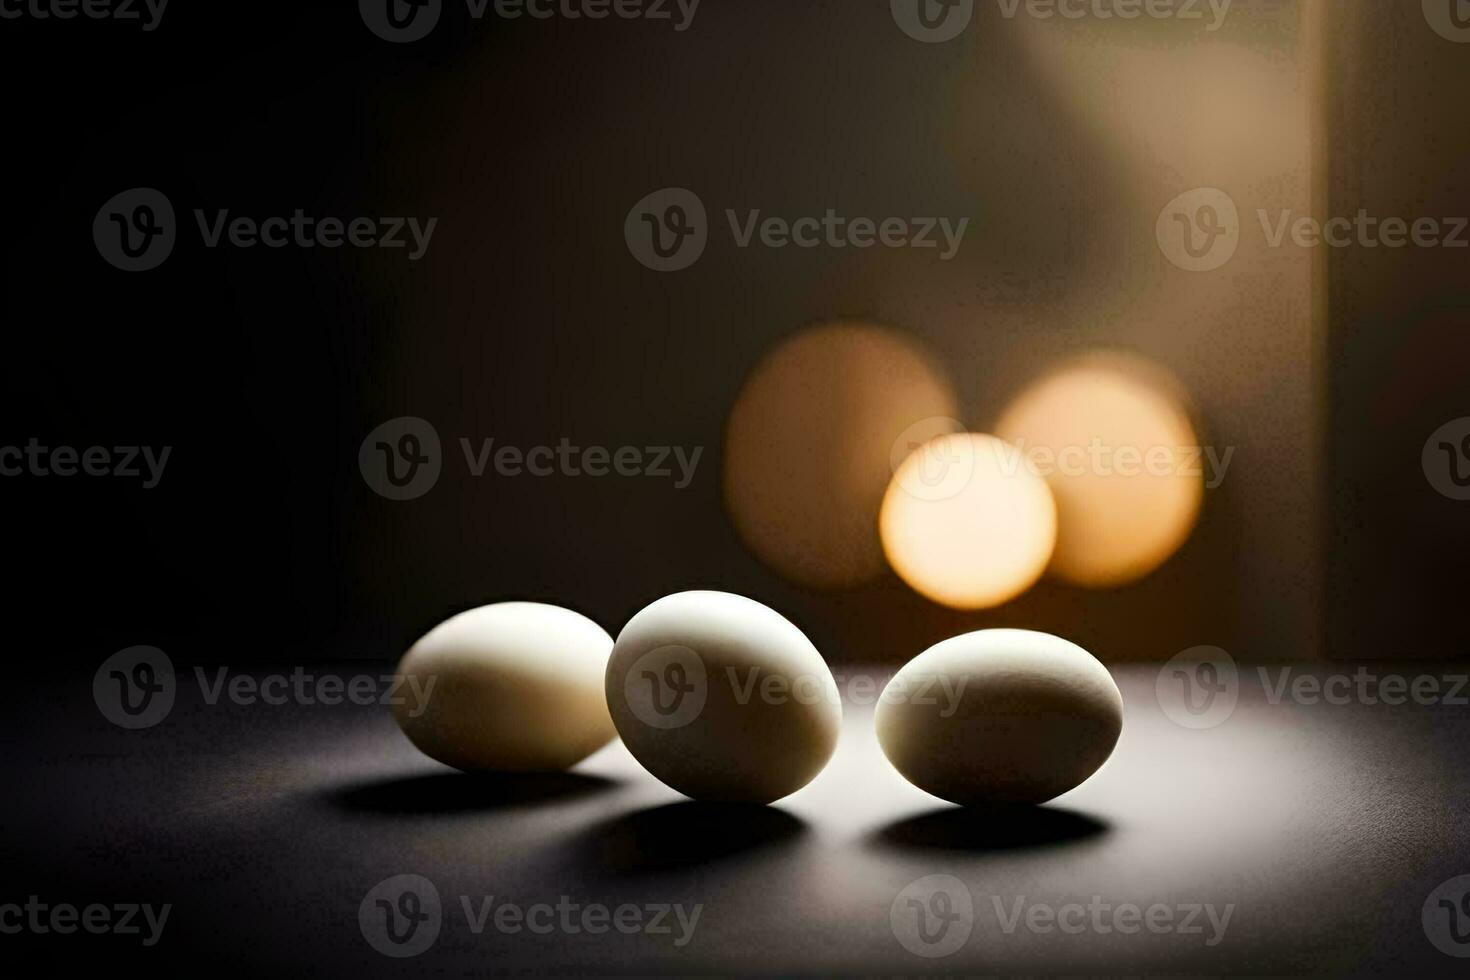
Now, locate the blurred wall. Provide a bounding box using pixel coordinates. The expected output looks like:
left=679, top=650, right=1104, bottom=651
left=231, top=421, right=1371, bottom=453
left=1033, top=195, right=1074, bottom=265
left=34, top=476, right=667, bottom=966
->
left=2, top=0, right=1367, bottom=667
left=346, top=1, right=1328, bottom=664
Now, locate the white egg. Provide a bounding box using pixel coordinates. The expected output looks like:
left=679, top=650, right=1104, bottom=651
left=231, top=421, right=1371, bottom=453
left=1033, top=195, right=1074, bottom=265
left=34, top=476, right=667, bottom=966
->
left=394, top=602, right=615, bottom=772
left=605, top=591, right=842, bottom=804
left=876, top=629, right=1123, bottom=805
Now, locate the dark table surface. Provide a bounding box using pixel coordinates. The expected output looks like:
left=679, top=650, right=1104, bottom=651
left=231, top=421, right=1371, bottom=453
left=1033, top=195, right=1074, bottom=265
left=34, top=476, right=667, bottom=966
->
left=7, top=662, right=1470, bottom=976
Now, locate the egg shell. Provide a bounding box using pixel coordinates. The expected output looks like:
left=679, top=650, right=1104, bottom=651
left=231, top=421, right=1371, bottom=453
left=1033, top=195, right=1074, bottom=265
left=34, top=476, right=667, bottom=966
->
left=605, top=591, right=842, bottom=804
left=876, top=629, right=1123, bottom=805
left=394, top=602, right=615, bottom=772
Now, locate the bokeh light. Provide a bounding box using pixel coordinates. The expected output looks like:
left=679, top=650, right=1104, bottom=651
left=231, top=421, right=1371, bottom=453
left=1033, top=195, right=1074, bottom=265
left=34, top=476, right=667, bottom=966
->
left=724, top=323, right=960, bottom=589
left=994, top=353, right=1203, bottom=588
left=879, top=433, right=1057, bottom=610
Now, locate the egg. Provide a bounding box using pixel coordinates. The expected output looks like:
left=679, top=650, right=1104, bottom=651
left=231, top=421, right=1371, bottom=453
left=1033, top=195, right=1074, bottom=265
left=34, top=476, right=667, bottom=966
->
left=605, top=591, right=842, bottom=804
left=876, top=629, right=1123, bottom=805
left=393, top=602, right=615, bottom=772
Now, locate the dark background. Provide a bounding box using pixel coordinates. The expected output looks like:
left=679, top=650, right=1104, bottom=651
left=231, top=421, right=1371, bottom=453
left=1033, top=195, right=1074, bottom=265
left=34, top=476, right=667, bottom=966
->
left=3, top=6, right=1470, bottom=977
left=2, top=0, right=1466, bottom=670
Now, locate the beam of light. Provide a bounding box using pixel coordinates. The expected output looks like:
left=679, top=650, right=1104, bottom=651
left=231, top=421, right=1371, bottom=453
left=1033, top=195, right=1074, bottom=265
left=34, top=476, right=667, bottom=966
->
left=994, top=353, right=1203, bottom=588
left=879, top=433, right=1057, bottom=609
left=725, top=323, right=960, bottom=589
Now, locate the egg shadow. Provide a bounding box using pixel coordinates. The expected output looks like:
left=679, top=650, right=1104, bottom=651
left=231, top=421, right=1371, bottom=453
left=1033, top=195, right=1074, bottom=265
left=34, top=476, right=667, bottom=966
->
left=322, top=771, right=621, bottom=816
left=572, top=801, right=808, bottom=877
left=870, top=804, right=1112, bottom=854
